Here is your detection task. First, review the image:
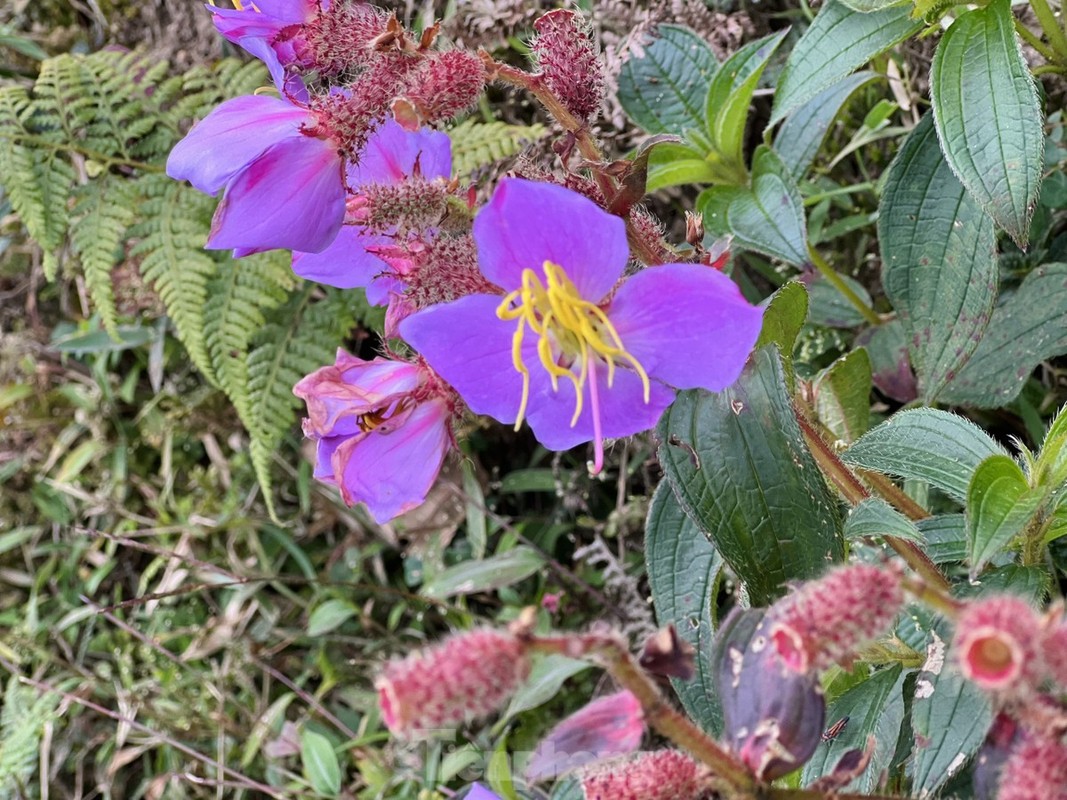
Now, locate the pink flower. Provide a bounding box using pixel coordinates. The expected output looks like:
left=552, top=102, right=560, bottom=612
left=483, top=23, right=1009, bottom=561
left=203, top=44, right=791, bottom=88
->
left=293, top=351, right=456, bottom=523
left=954, top=595, right=1043, bottom=694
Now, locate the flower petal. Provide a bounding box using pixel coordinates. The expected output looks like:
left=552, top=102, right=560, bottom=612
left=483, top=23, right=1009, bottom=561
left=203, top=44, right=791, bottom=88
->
left=473, top=179, right=627, bottom=299
left=399, top=294, right=526, bottom=424
left=350, top=118, right=453, bottom=186
left=206, top=135, right=345, bottom=253
left=333, top=399, right=452, bottom=523
left=524, top=364, right=675, bottom=451
left=607, top=264, right=764, bottom=391
left=166, top=95, right=307, bottom=195
left=292, top=226, right=392, bottom=289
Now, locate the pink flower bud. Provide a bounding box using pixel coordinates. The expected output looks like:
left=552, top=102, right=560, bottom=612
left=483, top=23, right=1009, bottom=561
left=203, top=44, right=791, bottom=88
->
left=358, top=178, right=450, bottom=235
left=996, top=731, right=1067, bottom=800
left=532, top=10, right=604, bottom=121
left=376, top=629, right=530, bottom=737
left=399, top=50, right=487, bottom=127
left=580, top=750, right=706, bottom=800
left=1041, top=620, right=1067, bottom=689
left=768, top=564, right=903, bottom=674
left=954, top=595, right=1042, bottom=693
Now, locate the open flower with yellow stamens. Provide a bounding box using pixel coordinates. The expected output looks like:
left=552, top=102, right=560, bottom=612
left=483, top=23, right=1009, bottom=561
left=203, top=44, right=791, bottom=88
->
left=399, top=179, right=764, bottom=471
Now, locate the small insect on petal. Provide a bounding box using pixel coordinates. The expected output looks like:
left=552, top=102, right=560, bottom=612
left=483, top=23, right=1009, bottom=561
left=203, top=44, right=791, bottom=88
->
left=822, top=715, right=850, bottom=744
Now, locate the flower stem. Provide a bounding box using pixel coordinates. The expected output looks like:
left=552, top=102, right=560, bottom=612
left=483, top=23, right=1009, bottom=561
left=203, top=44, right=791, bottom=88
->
left=526, top=632, right=757, bottom=793
left=793, top=402, right=951, bottom=592
left=902, top=575, right=962, bottom=618
left=806, top=244, right=881, bottom=326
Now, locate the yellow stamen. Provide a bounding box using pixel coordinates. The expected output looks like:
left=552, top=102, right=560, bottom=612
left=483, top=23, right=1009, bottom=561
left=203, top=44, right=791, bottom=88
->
left=495, top=261, right=651, bottom=430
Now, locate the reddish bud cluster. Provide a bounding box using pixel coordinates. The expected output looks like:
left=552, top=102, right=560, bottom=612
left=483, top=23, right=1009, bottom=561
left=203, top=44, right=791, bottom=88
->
left=996, top=732, right=1067, bottom=800
left=580, top=750, right=706, bottom=800
left=532, top=10, right=604, bottom=122
left=396, top=50, right=488, bottom=129
left=375, top=629, right=529, bottom=737
left=768, top=564, right=903, bottom=675
left=302, top=2, right=392, bottom=75
left=354, top=178, right=450, bottom=235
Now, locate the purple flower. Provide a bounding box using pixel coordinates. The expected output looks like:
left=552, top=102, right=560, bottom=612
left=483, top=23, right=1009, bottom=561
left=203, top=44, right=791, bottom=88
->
left=399, top=179, right=764, bottom=471
left=293, top=350, right=455, bottom=523
left=166, top=93, right=345, bottom=254
left=291, top=118, right=452, bottom=291
left=208, top=0, right=318, bottom=97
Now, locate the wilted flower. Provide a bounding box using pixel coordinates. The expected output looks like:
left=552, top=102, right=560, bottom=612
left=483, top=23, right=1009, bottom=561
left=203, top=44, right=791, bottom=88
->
left=400, top=179, right=764, bottom=472
left=954, top=595, right=1042, bottom=694
left=526, top=690, right=645, bottom=781
left=291, top=118, right=453, bottom=291
left=166, top=93, right=345, bottom=254
left=293, top=350, right=457, bottom=523
left=768, top=563, right=903, bottom=675
left=376, top=629, right=530, bottom=737
left=580, top=750, right=706, bottom=800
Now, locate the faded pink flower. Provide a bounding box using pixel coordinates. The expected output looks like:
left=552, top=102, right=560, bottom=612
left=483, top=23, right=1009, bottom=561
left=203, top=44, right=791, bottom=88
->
left=954, top=595, right=1042, bottom=694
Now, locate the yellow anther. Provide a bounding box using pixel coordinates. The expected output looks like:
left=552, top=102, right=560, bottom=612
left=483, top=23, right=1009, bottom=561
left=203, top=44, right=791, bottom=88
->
left=495, top=261, right=651, bottom=430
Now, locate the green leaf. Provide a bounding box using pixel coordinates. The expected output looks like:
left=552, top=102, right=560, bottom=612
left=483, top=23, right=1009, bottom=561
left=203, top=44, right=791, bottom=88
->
left=939, top=264, right=1067, bottom=408
left=421, top=546, right=546, bottom=599
left=838, top=0, right=911, bottom=11
left=842, top=409, right=1008, bottom=501
left=307, top=599, right=359, bottom=637
left=801, top=665, right=904, bottom=791
left=969, top=563, right=1050, bottom=602
left=967, top=454, right=1043, bottom=574
left=301, top=729, right=342, bottom=797
left=771, top=0, right=922, bottom=124
left=657, top=346, right=843, bottom=606
left=503, top=654, right=590, bottom=720
left=699, top=146, right=808, bottom=265
left=879, top=113, right=997, bottom=403
left=814, top=349, right=871, bottom=443
left=1035, top=403, right=1067, bottom=488
left=617, top=25, right=718, bottom=134
left=805, top=273, right=874, bottom=328
left=910, top=629, right=993, bottom=795
left=930, top=0, right=1043, bottom=246
left=845, top=497, right=924, bottom=543
left=774, top=72, right=879, bottom=181
left=646, top=143, right=721, bottom=192
left=706, top=31, right=788, bottom=170
left=645, top=482, right=724, bottom=734
left=755, top=281, right=809, bottom=390
left=918, top=514, right=968, bottom=563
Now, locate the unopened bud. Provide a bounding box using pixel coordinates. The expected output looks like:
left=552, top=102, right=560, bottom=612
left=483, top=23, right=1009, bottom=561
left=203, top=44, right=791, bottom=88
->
left=532, top=10, right=604, bottom=121
left=684, top=212, right=704, bottom=248
left=376, top=629, right=530, bottom=737
left=1041, top=620, right=1067, bottom=689
left=399, top=50, right=487, bottom=126
left=768, top=564, right=903, bottom=675
left=996, top=731, right=1067, bottom=800
left=580, top=750, right=706, bottom=800
left=954, top=595, right=1042, bottom=694
left=357, top=179, right=450, bottom=235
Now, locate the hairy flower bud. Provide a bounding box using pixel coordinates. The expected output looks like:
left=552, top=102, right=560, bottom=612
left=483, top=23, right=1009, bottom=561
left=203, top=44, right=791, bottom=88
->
left=768, top=564, right=903, bottom=675
left=580, top=750, right=706, bottom=800
left=996, top=731, right=1067, bottom=800
left=397, top=50, right=487, bottom=128
left=954, top=595, right=1042, bottom=694
left=376, top=629, right=530, bottom=737
left=356, top=178, right=450, bottom=235
left=532, top=10, right=604, bottom=121
left=1041, top=620, right=1067, bottom=689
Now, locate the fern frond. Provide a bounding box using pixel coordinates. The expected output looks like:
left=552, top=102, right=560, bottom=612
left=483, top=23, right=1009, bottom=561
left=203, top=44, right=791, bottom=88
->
left=246, top=287, right=366, bottom=515
left=168, top=58, right=269, bottom=125
left=205, top=250, right=294, bottom=423
left=130, top=174, right=221, bottom=383
left=69, top=177, right=138, bottom=337
left=0, top=676, right=58, bottom=797
left=448, top=119, right=546, bottom=178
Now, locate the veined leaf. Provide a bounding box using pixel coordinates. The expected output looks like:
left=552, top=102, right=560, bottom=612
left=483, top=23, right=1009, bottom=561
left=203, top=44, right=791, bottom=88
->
left=618, top=25, right=718, bottom=134
left=771, top=0, right=922, bottom=124
left=842, top=408, right=1008, bottom=501
left=967, top=454, right=1043, bottom=575
left=645, top=482, right=724, bottom=733
left=421, top=546, right=545, bottom=599
left=845, top=497, right=924, bottom=543
left=658, top=346, right=843, bottom=606
left=930, top=0, right=1043, bottom=246
left=813, top=348, right=872, bottom=443
left=301, top=729, right=342, bottom=797
left=879, top=113, right=997, bottom=404
left=646, top=142, right=721, bottom=192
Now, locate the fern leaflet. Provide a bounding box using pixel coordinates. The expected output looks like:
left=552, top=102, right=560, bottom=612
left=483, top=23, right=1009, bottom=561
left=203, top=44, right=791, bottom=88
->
left=448, top=119, right=546, bottom=178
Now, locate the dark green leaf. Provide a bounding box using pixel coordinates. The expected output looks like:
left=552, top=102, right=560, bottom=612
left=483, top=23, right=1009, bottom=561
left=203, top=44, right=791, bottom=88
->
left=930, top=0, right=1043, bottom=246
left=771, top=1, right=922, bottom=124
left=939, top=264, right=1067, bottom=408
left=658, top=346, right=843, bottom=605
left=421, top=546, right=545, bottom=598
left=755, top=281, right=809, bottom=357
left=838, top=0, right=911, bottom=12
left=617, top=25, right=718, bottom=134
left=967, top=454, right=1043, bottom=575
left=845, top=497, right=924, bottom=543
left=918, top=514, right=968, bottom=563
left=968, top=563, right=1050, bottom=602
left=801, top=665, right=904, bottom=791
left=700, top=146, right=808, bottom=265
left=645, top=482, right=724, bottom=733
left=706, top=31, right=788, bottom=170
left=814, top=349, right=872, bottom=442
left=774, top=72, right=879, bottom=181
left=805, top=273, right=874, bottom=328
left=879, top=113, right=997, bottom=403
left=301, top=729, right=342, bottom=797
left=842, top=409, right=1008, bottom=501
